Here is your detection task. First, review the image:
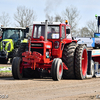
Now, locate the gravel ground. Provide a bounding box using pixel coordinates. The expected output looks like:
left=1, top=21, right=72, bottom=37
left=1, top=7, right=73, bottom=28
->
left=0, top=64, right=100, bottom=100
left=0, top=64, right=12, bottom=77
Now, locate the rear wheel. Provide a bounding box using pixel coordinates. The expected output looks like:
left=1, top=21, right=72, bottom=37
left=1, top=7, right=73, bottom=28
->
left=16, top=43, right=28, bottom=58
left=12, top=57, right=23, bottom=79
left=16, top=43, right=30, bottom=78
left=51, top=58, right=63, bottom=81
left=62, top=42, right=77, bottom=79
left=16, top=43, right=40, bottom=78
left=10, top=48, right=18, bottom=63
left=75, top=45, right=88, bottom=79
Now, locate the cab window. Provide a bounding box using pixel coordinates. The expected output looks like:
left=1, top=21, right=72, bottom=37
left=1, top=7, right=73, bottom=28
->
left=62, top=26, right=65, bottom=39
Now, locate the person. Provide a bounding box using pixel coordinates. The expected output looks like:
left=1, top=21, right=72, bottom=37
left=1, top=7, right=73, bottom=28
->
left=10, top=31, right=18, bottom=42
left=48, top=28, right=55, bottom=39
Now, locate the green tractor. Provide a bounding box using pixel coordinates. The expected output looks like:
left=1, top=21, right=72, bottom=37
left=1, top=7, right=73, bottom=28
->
left=0, top=26, right=29, bottom=63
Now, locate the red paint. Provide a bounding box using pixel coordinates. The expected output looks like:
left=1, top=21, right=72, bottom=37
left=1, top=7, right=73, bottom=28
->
left=20, top=63, right=23, bottom=74
left=59, top=65, right=62, bottom=75
left=82, top=49, right=88, bottom=76
left=21, top=23, right=77, bottom=71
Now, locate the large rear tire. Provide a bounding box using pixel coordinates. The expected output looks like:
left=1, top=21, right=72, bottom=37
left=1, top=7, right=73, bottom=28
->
left=16, top=43, right=40, bottom=78
left=12, top=57, right=23, bottom=79
left=16, top=43, right=28, bottom=58
left=10, top=48, right=18, bottom=63
left=51, top=58, right=63, bottom=81
left=75, top=45, right=88, bottom=79
left=62, top=42, right=77, bottom=79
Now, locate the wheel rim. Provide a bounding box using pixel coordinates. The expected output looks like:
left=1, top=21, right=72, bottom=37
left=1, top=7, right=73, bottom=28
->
left=82, top=49, right=88, bottom=76
left=59, top=65, right=62, bottom=75
left=91, top=61, right=94, bottom=76
left=20, top=63, right=23, bottom=74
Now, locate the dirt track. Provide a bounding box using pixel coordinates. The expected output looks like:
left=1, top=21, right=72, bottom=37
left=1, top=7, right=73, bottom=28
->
left=0, top=64, right=100, bottom=100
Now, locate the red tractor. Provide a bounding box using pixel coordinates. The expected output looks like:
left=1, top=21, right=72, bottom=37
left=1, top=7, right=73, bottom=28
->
left=12, top=20, right=88, bottom=81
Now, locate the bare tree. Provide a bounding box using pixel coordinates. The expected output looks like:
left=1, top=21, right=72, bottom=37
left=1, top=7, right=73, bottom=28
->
left=78, top=27, right=92, bottom=37
left=74, top=20, right=97, bottom=37
left=63, top=6, right=80, bottom=36
left=0, top=12, right=10, bottom=26
left=46, top=14, right=63, bottom=22
left=86, top=20, right=98, bottom=35
left=14, top=6, right=36, bottom=27
left=54, top=14, right=63, bottom=22
left=45, top=14, right=54, bottom=22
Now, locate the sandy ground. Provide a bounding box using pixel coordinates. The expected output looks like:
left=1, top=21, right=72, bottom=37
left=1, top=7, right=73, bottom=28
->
left=0, top=64, right=100, bottom=100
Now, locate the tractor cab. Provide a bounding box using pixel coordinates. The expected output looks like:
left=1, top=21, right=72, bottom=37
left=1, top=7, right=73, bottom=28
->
left=12, top=20, right=88, bottom=81
left=1, top=27, right=26, bottom=44
left=30, top=21, right=73, bottom=59
left=32, top=22, right=61, bottom=40
left=0, top=26, right=29, bottom=63
left=32, top=21, right=72, bottom=40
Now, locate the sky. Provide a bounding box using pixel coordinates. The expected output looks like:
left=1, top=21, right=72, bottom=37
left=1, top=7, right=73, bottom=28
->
left=0, top=0, right=100, bottom=29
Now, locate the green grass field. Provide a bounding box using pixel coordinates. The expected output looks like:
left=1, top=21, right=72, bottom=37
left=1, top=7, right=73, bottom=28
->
left=0, top=67, right=11, bottom=73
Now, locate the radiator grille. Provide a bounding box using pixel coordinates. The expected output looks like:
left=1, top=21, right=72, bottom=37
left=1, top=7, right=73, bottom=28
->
left=31, top=48, right=43, bottom=55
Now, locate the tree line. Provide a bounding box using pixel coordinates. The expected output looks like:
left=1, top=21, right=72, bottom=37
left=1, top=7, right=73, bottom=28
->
left=0, top=6, right=98, bottom=37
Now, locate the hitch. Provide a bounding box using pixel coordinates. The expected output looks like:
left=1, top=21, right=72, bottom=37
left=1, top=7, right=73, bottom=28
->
left=22, top=51, right=42, bottom=70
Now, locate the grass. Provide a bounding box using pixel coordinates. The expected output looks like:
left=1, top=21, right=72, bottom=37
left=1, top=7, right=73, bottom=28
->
left=0, top=70, right=11, bottom=73
left=0, top=67, right=11, bottom=73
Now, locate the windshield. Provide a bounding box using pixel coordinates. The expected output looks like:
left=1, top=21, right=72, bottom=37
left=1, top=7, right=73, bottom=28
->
left=33, top=25, right=60, bottom=39
left=2, top=29, right=25, bottom=42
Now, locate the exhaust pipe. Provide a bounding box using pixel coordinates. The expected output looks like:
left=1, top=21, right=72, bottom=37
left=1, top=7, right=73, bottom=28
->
left=45, top=20, right=48, bottom=41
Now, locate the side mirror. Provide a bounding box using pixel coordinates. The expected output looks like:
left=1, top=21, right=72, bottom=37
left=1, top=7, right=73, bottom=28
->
left=24, top=27, right=29, bottom=38
left=66, top=29, right=70, bottom=34
left=25, top=27, right=29, bottom=33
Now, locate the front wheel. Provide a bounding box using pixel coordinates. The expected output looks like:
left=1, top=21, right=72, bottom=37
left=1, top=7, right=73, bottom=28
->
left=12, top=57, right=23, bottom=79
left=90, top=60, right=95, bottom=77
left=75, top=45, right=88, bottom=79
left=51, top=58, right=63, bottom=81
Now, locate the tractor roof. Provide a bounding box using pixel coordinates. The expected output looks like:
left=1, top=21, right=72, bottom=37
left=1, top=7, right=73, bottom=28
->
left=1, top=27, right=26, bottom=30
left=33, top=21, right=61, bottom=25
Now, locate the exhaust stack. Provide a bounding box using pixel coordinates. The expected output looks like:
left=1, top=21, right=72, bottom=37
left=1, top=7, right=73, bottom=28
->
left=45, top=20, right=48, bottom=41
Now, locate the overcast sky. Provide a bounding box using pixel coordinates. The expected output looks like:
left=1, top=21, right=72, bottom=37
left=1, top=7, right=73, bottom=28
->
left=0, top=0, right=99, bottom=28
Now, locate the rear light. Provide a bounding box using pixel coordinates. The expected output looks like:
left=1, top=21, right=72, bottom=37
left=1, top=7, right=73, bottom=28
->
left=54, top=41, right=59, bottom=49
